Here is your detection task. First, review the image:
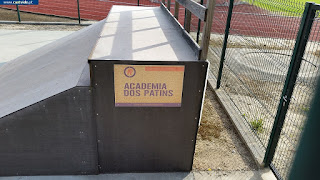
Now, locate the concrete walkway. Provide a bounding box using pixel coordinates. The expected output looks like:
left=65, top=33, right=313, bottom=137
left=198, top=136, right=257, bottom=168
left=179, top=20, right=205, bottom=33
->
left=0, top=29, right=73, bottom=65
left=0, top=169, right=276, bottom=180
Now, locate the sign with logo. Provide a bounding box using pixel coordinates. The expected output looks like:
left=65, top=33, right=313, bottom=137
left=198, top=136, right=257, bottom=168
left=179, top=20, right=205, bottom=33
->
left=114, top=64, right=185, bottom=107
left=0, top=0, right=38, bottom=5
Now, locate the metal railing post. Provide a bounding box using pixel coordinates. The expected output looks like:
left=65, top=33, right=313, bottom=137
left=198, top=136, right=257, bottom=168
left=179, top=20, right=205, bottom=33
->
left=16, top=5, right=21, bottom=22
left=216, top=0, right=234, bottom=89
left=77, top=0, right=81, bottom=24
left=196, top=0, right=204, bottom=43
left=263, top=2, right=316, bottom=167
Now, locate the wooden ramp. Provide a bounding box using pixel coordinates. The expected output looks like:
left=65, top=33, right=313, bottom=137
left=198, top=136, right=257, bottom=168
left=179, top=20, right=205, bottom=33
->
left=0, top=2, right=213, bottom=175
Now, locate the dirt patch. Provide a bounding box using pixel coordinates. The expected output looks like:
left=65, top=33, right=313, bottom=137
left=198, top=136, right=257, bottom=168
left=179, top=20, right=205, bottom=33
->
left=0, top=7, right=77, bottom=22
left=193, top=87, right=257, bottom=171
left=0, top=23, right=85, bottom=31
left=0, top=8, right=95, bottom=31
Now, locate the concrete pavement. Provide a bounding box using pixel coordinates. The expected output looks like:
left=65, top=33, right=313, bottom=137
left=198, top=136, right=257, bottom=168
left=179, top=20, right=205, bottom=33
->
left=0, top=169, right=276, bottom=180
left=0, top=29, right=73, bottom=65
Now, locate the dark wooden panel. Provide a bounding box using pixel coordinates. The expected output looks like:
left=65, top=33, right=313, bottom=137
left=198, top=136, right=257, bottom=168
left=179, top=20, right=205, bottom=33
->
left=0, top=87, right=98, bottom=176
left=91, top=60, right=208, bottom=172
left=174, top=2, right=180, bottom=19
left=167, top=0, right=172, bottom=10
left=176, top=0, right=207, bottom=21
left=200, top=0, right=216, bottom=60
left=185, top=9, right=192, bottom=33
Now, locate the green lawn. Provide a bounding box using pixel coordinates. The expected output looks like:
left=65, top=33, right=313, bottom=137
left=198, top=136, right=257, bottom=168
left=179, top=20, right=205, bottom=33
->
left=243, top=0, right=320, bottom=16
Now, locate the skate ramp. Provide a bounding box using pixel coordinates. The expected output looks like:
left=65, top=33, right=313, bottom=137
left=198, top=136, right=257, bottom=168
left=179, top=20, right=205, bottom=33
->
left=0, top=20, right=105, bottom=119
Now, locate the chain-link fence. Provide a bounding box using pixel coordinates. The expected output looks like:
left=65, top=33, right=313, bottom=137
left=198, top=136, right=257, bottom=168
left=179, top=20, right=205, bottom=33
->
left=202, top=0, right=320, bottom=179
left=270, top=4, right=320, bottom=179
left=162, top=1, right=318, bottom=179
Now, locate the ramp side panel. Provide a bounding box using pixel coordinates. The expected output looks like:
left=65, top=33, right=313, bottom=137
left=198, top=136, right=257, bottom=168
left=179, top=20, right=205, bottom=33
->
left=0, top=19, right=106, bottom=119
left=0, top=87, right=98, bottom=176
left=91, top=60, right=208, bottom=172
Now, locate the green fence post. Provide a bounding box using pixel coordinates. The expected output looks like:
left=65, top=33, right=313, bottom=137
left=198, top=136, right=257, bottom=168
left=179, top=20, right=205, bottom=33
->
left=196, top=0, right=204, bottom=43
left=138, top=0, right=140, bottom=6
left=77, top=0, right=81, bottom=24
left=16, top=5, right=21, bottom=22
left=216, top=0, right=234, bottom=89
left=263, top=2, right=316, bottom=167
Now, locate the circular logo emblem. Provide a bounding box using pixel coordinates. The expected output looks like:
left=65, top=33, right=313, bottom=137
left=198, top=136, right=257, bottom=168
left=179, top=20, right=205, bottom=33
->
left=124, top=66, right=136, bottom=78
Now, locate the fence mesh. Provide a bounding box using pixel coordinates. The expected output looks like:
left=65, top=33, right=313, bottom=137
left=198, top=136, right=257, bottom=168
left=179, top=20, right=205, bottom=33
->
left=271, top=8, right=320, bottom=179
left=221, top=0, right=303, bottom=147
left=204, top=0, right=319, bottom=179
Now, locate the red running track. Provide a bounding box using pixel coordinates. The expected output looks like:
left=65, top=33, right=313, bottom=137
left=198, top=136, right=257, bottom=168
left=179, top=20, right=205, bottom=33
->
left=1, top=0, right=319, bottom=41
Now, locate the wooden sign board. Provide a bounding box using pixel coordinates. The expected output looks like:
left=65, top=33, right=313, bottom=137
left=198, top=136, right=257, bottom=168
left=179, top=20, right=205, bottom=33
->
left=114, top=64, right=185, bottom=107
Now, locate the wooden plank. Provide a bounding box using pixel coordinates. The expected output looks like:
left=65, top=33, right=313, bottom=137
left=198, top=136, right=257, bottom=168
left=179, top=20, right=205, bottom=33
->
left=176, top=0, right=207, bottom=21
left=167, top=0, right=171, bottom=11
left=174, top=2, right=180, bottom=19
left=184, top=9, right=191, bottom=33
left=200, top=0, right=216, bottom=60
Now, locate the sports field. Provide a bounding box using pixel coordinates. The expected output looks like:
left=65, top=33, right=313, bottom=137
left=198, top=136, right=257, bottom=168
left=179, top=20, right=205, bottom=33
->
left=1, top=0, right=317, bottom=40
left=243, top=0, right=320, bottom=16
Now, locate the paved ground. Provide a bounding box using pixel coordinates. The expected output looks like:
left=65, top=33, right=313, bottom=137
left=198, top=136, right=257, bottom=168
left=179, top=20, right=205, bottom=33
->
left=0, top=170, right=276, bottom=180
left=0, top=29, right=73, bottom=65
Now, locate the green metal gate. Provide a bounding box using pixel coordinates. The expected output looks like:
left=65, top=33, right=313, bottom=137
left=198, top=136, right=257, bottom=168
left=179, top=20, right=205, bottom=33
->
left=211, top=1, right=320, bottom=179
left=265, top=3, right=320, bottom=179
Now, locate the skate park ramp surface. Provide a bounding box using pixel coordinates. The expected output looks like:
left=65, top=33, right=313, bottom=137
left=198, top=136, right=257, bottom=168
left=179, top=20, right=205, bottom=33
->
left=0, top=20, right=105, bottom=119
left=90, top=6, right=197, bottom=61
left=0, top=5, right=199, bottom=119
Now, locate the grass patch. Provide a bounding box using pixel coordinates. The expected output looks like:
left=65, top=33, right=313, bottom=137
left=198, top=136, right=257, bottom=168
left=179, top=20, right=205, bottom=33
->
left=243, top=0, right=320, bottom=16
left=300, top=105, right=310, bottom=114
left=250, top=118, right=264, bottom=133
